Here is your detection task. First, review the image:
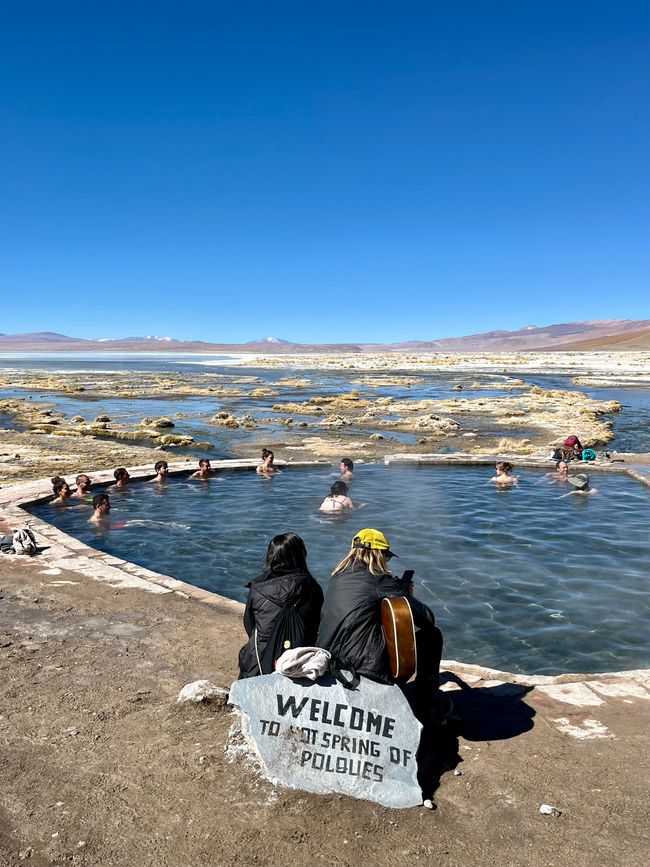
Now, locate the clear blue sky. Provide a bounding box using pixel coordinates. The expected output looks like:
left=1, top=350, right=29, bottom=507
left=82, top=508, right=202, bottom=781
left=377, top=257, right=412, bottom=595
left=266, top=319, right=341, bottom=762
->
left=1, top=1, right=648, bottom=343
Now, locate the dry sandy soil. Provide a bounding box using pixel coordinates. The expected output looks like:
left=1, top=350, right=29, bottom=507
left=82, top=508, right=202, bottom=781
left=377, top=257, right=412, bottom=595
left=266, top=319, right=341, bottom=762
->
left=0, top=552, right=648, bottom=867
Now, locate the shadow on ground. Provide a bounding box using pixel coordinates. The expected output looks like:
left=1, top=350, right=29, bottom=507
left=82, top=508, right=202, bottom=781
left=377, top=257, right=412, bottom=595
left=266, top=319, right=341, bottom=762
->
left=416, top=671, right=536, bottom=803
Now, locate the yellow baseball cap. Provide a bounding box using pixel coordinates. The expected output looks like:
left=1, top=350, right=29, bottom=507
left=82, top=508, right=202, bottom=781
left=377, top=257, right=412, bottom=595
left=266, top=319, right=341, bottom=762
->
left=352, top=528, right=398, bottom=558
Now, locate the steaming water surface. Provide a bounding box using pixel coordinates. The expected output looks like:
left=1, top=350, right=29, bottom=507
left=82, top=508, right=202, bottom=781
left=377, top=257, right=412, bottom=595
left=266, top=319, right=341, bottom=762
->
left=30, top=464, right=650, bottom=676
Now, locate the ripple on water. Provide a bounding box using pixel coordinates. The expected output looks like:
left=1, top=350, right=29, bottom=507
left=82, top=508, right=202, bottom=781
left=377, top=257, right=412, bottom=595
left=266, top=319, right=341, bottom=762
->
left=29, top=464, right=650, bottom=676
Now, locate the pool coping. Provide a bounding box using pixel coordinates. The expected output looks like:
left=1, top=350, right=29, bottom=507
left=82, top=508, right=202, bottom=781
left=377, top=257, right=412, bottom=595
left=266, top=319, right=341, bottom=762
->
left=2, top=453, right=649, bottom=687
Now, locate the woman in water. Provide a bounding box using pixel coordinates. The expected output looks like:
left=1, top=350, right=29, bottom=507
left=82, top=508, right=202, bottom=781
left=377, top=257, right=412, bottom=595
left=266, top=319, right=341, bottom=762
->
left=319, top=480, right=354, bottom=512
left=490, top=461, right=518, bottom=485
left=72, top=474, right=92, bottom=498
left=51, top=476, right=72, bottom=504
left=257, top=448, right=279, bottom=475
left=238, top=532, right=324, bottom=678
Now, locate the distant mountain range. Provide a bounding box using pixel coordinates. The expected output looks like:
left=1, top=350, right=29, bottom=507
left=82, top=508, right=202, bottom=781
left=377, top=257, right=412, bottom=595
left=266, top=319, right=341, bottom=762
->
left=1, top=320, right=649, bottom=353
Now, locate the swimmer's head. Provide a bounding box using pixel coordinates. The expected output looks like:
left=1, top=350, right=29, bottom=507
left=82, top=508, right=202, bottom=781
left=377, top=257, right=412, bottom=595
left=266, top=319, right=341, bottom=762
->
left=76, top=474, right=91, bottom=490
left=113, top=467, right=130, bottom=482
left=495, top=461, right=513, bottom=474
left=92, top=493, right=111, bottom=514
left=330, top=481, right=348, bottom=497
left=51, top=476, right=70, bottom=496
left=198, top=459, right=211, bottom=470
left=567, top=473, right=590, bottom=491
left=261, top=449, right=274, bottom=462
left=154, top=460, right=168, bottom=474
left=340, top=458, right=354, bottom=473
left=555, top=460, right=569, bottom=475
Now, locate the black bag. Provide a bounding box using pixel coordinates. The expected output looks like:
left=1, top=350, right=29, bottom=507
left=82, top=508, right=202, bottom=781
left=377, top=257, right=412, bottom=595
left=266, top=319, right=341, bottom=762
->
left=256, top=601, right=307, bottom=675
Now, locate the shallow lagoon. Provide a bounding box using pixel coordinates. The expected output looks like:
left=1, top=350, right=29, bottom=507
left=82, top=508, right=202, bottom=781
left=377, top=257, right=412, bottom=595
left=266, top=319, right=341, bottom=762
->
left=30, top=463, right=650, bottom=676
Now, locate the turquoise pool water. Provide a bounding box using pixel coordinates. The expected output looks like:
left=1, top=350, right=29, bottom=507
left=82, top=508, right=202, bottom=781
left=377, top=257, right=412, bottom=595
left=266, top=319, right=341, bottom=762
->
left=29, top=464, right=650, bottom=675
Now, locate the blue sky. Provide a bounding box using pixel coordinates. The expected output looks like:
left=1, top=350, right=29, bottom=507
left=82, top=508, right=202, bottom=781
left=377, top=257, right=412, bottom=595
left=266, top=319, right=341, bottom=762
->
left=1, top=1, right=648, bottom=343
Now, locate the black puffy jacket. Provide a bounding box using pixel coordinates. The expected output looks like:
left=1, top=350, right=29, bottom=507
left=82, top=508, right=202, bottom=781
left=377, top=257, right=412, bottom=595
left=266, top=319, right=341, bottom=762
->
left=316, top=563, right=405, bottom=684
left=238, top=568, right=324, bottom=679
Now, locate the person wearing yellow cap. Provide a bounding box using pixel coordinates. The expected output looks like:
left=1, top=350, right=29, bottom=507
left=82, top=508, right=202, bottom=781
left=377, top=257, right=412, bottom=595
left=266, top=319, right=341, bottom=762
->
left=317, top=529, right=448, bottom=724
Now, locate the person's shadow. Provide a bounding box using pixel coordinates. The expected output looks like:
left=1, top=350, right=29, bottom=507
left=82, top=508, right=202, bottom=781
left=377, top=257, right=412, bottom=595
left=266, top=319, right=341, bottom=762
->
left=416, top=671, right=536, bottom=803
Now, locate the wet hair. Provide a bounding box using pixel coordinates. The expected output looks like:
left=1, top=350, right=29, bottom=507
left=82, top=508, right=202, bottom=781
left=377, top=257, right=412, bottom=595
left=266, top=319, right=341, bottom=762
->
left=92, top=493, right=110, bottom=510
left=265, top=532, right=311, bottom=576
left=113, top=467, right=129, bottom=481
left=495, top=461, right=513, bottom=474
left=340, top=458, right=354, bottom=472
left=332, top=545, right=391, bottom=578
left=154, top=460, right=168, bottom=473
left=198, top=459, right=211, bottom=469
left=51, top=476, right=69, bottom=496
left=261, top=449, right=274, bottom=460
left=75, top=474, right=91, bottom=488
left=330, top=481, right=348, bottom=497
left=555, top=460, right=567, bottom=470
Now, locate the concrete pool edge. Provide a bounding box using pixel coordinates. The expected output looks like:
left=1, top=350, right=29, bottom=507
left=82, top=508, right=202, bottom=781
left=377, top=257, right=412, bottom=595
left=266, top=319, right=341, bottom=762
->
left=2, top=453, right=649, bottom=687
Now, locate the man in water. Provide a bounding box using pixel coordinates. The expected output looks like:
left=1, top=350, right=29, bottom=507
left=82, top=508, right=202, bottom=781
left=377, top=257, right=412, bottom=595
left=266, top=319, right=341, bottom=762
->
left=191, top=459, right=214, bottom=479
left=339, top=458, right=354, bottom=481
left=88, top=493, right=111, bottom=523
left=151, top=460, right=169, bottom=483
left=111, top=468, right=130, bottom=489
left=72, top=474, right=92, bottom=498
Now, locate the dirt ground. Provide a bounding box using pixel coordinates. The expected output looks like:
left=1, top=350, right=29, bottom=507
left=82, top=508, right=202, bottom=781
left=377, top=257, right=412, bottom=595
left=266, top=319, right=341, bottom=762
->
left=1, top=553, right=648, bottom=867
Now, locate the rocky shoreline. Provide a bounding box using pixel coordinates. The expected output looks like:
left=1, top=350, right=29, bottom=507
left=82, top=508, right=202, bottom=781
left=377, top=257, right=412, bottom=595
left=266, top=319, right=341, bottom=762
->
left=2, top=350, right=640, bottom=483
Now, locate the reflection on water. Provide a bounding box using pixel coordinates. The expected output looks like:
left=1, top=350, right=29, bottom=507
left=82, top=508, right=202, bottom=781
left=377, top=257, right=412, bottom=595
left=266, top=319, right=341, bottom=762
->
left=29, top=464, right=650, bottom=676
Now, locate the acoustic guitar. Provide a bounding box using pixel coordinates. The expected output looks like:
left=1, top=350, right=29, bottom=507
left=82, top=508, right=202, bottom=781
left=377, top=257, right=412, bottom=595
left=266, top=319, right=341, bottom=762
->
left=381, top=596, right=417, bottom=682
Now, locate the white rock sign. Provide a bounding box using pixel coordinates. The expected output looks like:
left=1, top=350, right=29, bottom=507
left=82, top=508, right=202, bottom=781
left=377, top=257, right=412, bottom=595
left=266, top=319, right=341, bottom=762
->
left=229, top=672, right=423, bottom=809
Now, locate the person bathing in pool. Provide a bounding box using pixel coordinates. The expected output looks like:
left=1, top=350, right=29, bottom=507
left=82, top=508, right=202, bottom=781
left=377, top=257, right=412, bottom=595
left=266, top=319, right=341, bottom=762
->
left=490, top=461, right=518, bottom=485
left=51, top=476, right=72, bottom=505
left=110, top=467, right=130, bottom=489
left=339, top=458, right=354, bottom=481
left=558, top=473, right=598, bottom=498
left=72, top=474, right=92, bottom=499
left=537, top=460, right=570, bottom=484
left=191, top=459, right=215, bottom=479
left=88, top=493, right=111, bottom=523
left=151, top=460, right=169, bottom=483
left=319, top=480, right=354, bottom=512
left=257, top=448, right=279, bottom=475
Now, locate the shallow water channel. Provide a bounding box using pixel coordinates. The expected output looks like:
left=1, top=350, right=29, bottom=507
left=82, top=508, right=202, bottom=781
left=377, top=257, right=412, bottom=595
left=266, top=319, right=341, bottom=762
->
left=29, top=463, right=650, bottom=676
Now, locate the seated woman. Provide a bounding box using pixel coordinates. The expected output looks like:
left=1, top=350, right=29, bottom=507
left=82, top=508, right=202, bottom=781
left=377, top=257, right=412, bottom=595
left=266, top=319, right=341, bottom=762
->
left=72, top=474, right=92, bottom=498
left=238, top=533, right=324, bottom=678
left=51, top=476, right=72, bottom=504
left=490, top=461, right=518, bottom=485
left=110, top=467, right=130, bottom=489
left=257, top=448, right=279, bottom=475
left=317, top=529, right=448, bottom=724
left=319, top=480, right=354, bottom=512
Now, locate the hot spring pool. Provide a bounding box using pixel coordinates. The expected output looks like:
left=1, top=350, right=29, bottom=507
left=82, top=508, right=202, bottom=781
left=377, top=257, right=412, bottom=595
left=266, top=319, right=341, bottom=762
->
left=29, top=464, right=650, bottom=676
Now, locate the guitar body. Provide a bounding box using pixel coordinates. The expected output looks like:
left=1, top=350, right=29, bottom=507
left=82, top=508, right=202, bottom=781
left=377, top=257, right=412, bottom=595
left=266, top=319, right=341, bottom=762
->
left=381, top=596, right=417, bottom=682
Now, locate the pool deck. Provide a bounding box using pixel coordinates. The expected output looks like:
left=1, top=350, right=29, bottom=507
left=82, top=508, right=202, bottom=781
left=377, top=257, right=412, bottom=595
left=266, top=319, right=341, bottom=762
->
left=1, top=455, right=649, bottom=864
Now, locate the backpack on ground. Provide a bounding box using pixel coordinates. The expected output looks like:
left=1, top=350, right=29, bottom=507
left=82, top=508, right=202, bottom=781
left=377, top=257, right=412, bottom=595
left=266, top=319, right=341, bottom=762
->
left=581, top=448, right=597, bottom=462
left=12, top=528, right=38, bottom=555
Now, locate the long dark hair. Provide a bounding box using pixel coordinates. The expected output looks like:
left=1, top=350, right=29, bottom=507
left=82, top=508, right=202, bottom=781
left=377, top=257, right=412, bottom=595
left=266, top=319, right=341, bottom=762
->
left=265, top=532, right=311, bottom=576
left=330, top=481, right=348, bottom=496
